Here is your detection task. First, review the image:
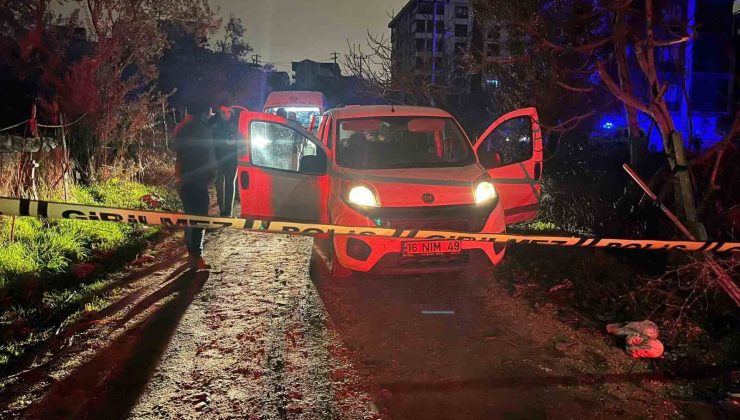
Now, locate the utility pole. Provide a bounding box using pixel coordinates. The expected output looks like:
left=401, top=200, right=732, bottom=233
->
left=252, top=54, right=262, bottom=67
left=330, top=51, right=340, bottom=75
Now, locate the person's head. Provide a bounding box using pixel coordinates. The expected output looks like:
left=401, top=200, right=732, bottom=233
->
left=287, top=111, right=297, bottom=121
left=217, top=99, right=233, bottom=121
left=276, top=107, right=288, bottom=119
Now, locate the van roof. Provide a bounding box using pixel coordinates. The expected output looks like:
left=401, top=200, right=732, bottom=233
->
left=264, top=91, right=326, bottom=109
left=327, top=105, right=453, bottom=120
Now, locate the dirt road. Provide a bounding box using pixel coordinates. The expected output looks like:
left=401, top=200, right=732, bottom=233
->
left=1, top=229, right=684, bottom=419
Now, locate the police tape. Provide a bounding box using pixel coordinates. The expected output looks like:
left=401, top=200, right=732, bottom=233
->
left=1, top=197, right=739, bottom=253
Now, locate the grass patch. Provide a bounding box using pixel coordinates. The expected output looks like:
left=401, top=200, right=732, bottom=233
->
left=0, top=179, right=180, bottom=373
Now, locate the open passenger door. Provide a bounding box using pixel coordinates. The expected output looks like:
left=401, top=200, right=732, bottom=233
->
left=236, top=112, right=330, bottom=223
left=474, top=107, right=543, bottom=225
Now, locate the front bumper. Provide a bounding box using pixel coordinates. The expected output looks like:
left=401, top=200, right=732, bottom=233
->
left=331, top=198, right=506, bottom=273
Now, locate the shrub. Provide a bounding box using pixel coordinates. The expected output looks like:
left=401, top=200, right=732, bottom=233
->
left=0, top=179, right=180, bottom=289
left=0, top=242, right=40, bottom=288
left=0, top=218, right=43, bottom=242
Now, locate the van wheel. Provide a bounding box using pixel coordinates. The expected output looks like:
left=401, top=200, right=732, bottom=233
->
left=311, top=236, right=353, bottom=280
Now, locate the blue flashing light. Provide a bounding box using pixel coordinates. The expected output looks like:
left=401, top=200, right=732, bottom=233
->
left=602, top=121, right=614, bottom=130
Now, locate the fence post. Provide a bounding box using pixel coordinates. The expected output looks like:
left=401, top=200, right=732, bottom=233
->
left=60, top=113, right=69, bottom=201
left=162, top=102, right=169, bottom=149
left=29, top=103, right=38, bottom=137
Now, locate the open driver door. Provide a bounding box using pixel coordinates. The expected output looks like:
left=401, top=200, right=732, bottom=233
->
left=236, top=112, right=330, bottom=224
left=474, top=107, right=543, bottom=225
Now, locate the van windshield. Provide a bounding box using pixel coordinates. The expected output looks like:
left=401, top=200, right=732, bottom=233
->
left=264, top=106, right=321, bottom=127
left=336, top=116, right=475, bottom=169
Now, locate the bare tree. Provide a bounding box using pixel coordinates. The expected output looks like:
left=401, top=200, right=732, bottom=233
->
left=0, top=0, right=219, bottom=180
left=474, top=0, right=712, bottom=239
left=344, top=29, right=456, bottom=106
left=216, top=14, right=252, bottom=61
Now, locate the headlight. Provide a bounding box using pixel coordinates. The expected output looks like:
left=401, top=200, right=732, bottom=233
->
left=347, top=186, right=379, bottom=207
left=474, top=181, right=497, bottom=204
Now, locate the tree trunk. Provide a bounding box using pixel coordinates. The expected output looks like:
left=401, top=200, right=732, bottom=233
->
left=639, top=0, right=705, bottom=240
left=657, top=113, right=705, bottom=240
left=614, top=9, right=648, bottom=169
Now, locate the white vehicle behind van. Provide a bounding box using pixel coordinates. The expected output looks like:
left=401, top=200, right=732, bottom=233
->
left=263, top=91, right=327, bottom=129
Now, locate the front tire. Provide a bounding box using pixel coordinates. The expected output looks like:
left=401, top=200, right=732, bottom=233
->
left=328, top=238, right=353, bottom=279
left=311, top=236, right=354, bottom=280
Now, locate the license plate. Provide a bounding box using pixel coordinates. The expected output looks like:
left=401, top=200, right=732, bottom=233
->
left=402, top=240, right=462, bottom=256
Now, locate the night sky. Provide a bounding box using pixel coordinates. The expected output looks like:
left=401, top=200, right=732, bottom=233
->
left=54, top=0, right=408, bottom=73
left=215, top=0, right=407, bottom=71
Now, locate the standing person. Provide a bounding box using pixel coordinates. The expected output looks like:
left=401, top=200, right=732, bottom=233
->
left=174, top=102, right=216, bottom=271
left=209, top=100, right=239, bottom=217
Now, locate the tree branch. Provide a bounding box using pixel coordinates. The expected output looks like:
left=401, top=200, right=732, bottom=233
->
left=555, top=81, right=593, bottom=93
left=540, top=110, right=596, bottom=133
left=596, top=61, right=652, bottom=116
left=654, top=36, right=690, bottom=47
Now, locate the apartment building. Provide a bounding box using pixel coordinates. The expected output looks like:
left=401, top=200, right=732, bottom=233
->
left=388, top=0, right=473, bottom=87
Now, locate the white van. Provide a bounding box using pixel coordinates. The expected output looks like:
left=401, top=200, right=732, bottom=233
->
left=263, top=91, right=327, bottom=129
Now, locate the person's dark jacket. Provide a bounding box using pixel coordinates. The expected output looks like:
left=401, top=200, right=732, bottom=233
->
left=174, top=115, right=217, bottom=188
left=209, top=114, right=238, bottom=164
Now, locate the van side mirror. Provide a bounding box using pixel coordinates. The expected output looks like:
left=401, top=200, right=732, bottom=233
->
left=479, top=149, right=502, bottom=169
left=299, top=151, right=327, bottom=175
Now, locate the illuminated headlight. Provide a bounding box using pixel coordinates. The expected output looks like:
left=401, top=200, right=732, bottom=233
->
left=474, top=182, right=497, bottom=204
left=347, top=186, right=379, bottom=207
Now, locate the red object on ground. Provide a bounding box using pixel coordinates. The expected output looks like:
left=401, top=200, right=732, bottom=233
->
left=607, top=320, right=664, bottom=358
left=626, top=338, right=664, bottom=358
left=140, top=194, right=161, bottom=209
left=72, top=263, right=98, bottom=280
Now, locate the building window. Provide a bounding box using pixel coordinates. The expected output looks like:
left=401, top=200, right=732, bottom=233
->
left=415, top=20, right=426, bottom=33
left=418, top=2, right=443, bottom=15
left=416, top=38, right=426, bottom=52
left=665, top=84, right=680, bottom=109
left=424, top=19, right=444, bottom=34
left=455, top=24, right=468, bottom=37
left=485, top=78, right=501, bottom=89
left=486, top=43, right=500, bottom=57
left=455, top=6, right=469, bottom=19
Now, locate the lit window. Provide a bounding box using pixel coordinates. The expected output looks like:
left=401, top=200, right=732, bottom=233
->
left=485, top=78, right=501, bottom=88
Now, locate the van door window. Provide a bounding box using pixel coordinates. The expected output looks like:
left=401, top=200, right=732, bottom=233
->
left=477, top=116, right=533, bottom=169
left=250, top=121, right=325, bottom=174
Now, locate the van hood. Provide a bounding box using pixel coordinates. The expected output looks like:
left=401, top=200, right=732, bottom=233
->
left=335, top=164, right=487, bottom=207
